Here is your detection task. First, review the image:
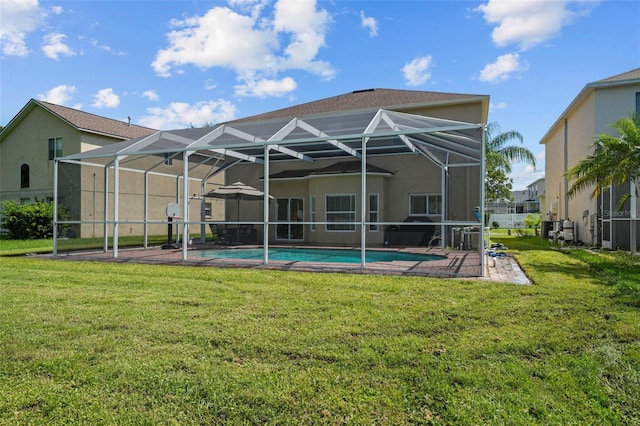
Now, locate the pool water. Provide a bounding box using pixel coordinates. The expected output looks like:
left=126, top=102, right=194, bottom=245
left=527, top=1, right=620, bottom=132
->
left=196, top=247, right=445, bottom=263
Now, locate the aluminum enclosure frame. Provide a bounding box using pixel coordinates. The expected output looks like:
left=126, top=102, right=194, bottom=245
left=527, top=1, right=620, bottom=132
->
left=54, top=109, right=486, bottom=274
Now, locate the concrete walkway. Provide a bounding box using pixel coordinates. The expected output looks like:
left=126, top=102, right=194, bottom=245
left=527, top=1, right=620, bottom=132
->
left=482, top=253, right=531, bottom=285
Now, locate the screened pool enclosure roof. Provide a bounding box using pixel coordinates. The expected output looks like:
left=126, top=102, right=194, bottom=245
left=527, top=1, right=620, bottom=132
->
left=60, top=109, right=484, bottom=166
left=54, top=107, right=487, bottom=273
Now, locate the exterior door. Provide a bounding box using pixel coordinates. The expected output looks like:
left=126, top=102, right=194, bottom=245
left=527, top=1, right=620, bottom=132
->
left=276, top=198, right=304, bottom=240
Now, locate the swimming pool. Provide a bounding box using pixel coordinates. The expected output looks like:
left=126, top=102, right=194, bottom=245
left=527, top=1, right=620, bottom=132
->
left=196, top=247, right=445, bottom=263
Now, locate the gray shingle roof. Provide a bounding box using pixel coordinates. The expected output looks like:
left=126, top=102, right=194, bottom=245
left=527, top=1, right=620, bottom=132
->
left=36, top=100, right=157, bottom=139
left=594, top=67, right=640, bottom=84
left=230, top=88, right=487, bottom=123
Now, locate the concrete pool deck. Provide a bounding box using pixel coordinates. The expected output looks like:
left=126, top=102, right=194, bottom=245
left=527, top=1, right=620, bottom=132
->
left=46, top=243, right=531, bottom=284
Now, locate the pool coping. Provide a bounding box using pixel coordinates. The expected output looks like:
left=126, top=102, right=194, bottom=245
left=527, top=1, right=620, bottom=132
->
left=42, top=242, right=530, bottom=284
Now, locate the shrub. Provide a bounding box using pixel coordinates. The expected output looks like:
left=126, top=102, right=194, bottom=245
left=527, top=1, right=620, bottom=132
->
left=514, top=221, right=529, bottom=237
left=524, top=213, right=542, bottom=236
left=491, top=221, right=500, bottom=229
left=0, top=200, right=69, bottom=239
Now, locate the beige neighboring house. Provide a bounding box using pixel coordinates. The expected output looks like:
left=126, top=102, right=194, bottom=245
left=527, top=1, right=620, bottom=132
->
left=540, top=68, right=640, bottom=251
left=224, top=88, right=489, bottom=247
left=0, top=99, right=160, bottom=237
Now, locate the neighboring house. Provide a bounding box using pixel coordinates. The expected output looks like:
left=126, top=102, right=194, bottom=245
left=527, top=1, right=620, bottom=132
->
left=486, top=178, right=543, bottom=228
left=0, top=99, right=157, bottom=236
left=540, top=68, right=640, bottom=250
left=224, top=88, right=489, bottom=247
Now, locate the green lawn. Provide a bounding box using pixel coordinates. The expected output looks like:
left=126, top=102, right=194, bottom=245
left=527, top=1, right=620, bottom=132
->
left=1, top=237, right=639, bottom=424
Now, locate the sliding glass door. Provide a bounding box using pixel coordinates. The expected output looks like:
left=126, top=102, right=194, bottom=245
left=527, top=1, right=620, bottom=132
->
left=276, top=198, right=304, bottom=240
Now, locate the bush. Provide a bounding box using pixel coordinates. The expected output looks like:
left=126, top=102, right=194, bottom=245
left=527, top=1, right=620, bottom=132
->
left=0, top=200, right=69, bottom=239
left=513, top=221, right=529, bottom=237
left=524, top=213, right=542, bottom=236
left=491, top=221, right=500, bottom=229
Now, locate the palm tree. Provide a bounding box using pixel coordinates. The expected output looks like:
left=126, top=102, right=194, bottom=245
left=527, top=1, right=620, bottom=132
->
left=484, top=122, right=536, bottom=201
left=566, top=113, right=640, bottom=206
left=485, top=122, right=536, bottom=173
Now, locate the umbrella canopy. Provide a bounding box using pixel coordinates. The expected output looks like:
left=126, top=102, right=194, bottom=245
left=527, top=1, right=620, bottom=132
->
left=203, top=181, right=272, bottom=201
left=203, top=182, right=273, bottom=243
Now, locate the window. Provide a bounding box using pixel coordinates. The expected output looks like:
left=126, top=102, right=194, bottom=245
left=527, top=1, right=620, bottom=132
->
left=48, top=137, right=63, bottom=160
left=369, top=193, right=379, bottom=231
left=164, top=153, right=173, bottom=165
left=409, top=194, right=442, bottom=215
left=20, top=164, right=30, bottom=188
left=20, top=198, right=31, bottom=205
left=326, top=194, right=355, bottom=231
left=310, top=195, right=316, bottom=231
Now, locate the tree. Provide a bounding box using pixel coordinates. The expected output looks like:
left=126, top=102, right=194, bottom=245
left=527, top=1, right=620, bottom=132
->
left=566, top=113, right=640, bottom=207
left=485, top=167, right=513, bottom=202
left=484, top=122, right=536, bottom=202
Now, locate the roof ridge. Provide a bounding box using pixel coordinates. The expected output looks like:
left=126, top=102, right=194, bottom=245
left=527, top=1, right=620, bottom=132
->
left=35, top=99, right=156, bottom=132
left=591, top=67, right=640, bottom=84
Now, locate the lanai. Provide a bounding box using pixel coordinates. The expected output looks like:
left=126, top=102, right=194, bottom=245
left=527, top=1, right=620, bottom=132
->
left=54, top=108, right=486, bottom=274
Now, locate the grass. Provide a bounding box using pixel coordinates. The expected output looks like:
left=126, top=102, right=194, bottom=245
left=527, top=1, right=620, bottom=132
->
left=0, top=234, right=184, bottom=256
left=1, top=236, right=639, bottom=424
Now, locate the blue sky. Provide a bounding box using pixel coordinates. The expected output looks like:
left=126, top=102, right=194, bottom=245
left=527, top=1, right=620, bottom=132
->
left=1, top=0, right=639, bottom=190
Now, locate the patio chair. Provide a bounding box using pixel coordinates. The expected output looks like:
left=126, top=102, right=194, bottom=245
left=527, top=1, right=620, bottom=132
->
left=428, top=230, right=442, bottom=247
left=209, top=224, right=229, bottom=244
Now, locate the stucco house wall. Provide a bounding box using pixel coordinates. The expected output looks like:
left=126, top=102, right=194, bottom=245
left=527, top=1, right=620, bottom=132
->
left=541, top=68, right=640, bottom=249
left=1, top=100, right=224, bottom=238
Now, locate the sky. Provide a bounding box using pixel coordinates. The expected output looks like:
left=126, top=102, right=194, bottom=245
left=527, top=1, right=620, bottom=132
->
left=1, top=0, right=639, bottom=190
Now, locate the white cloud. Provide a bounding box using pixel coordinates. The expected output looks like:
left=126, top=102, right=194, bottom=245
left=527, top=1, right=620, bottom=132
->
left=360, top=11, right=378, bottom=37
left=204, top=79, right=217, bottom=90
left=273, top=0, right=333, bottom=78
left=509, top=164, right=544, bottom=190
left=151, top=0, right=334, bottom=95
left=0, top=0, right=45, bottom=56
left=37, top=84, right=77, bottom=105
left=92, top=88, right=120, bottom=108
left=234, top=76, right=297, bottom=98
left=51, top=5, right=63, bottom=15
left=489, top=101, right=508, bottom=112
left=479, top=53, right=528, bottom=83
left=42, top=32, right=75, bottom=60
left=138, top=100, right=238, bottom=130
left=152, top=6, right=278, bottom=77
left=476, top=0, right=600, bottom=50
left=142, top=90, right=159, bottom=101
left=402, top=55, right=433, bottom=87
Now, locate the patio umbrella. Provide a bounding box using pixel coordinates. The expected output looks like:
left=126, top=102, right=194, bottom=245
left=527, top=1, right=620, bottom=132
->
left=203, top=182, right=273, bottom=242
